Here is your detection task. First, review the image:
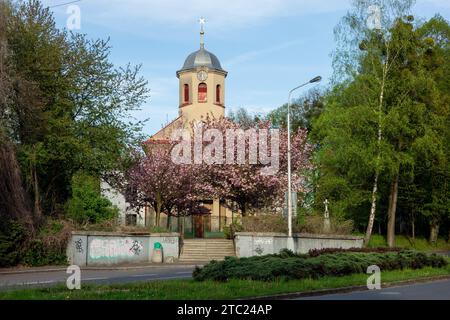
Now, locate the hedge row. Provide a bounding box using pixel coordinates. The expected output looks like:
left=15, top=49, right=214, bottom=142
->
left=193, top=249, right=447, bottom=282
left=308, top=247, right=403, bottom=257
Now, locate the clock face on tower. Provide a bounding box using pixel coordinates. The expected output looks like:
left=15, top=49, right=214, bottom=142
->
left=197, top=70, right=208, bottom=81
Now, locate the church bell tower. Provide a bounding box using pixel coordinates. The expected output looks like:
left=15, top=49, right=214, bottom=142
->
left=176, top=18, right=227, bottom=124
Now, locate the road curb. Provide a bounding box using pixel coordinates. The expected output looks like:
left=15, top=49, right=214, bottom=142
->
left=0, top=264, right=203, bottom=275
left=245, top=275, right=450, bottom=300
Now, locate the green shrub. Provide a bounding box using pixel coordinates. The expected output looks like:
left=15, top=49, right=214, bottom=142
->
left=66, top=172, right=118, bottom=224
left=0, top=220, right=27, bottom=267
left=21, top=239, right=67, bottom=266
left=298, top=215, right=354, bottom=235
left=241, top=215, right=287, bottom=233
left=0, top=218, right=72, bottom=267
left=233, top=214, right=354, bottom=235
left=308, top=247, right=403, bottom=257
left=20, top=219, right=72, bottom=266
left=149, top=226, right=169, bottom=233
left=223, top=220, right=243, bottom=239
left=193, top=250, right=447, bottom=282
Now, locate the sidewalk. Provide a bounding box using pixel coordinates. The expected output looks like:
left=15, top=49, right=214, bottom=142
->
left=0, top=262, right=205, bottom=275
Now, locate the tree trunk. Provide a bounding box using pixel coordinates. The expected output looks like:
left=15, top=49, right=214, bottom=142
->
left=32, top=163, right=42, bottom=224
left=180, top=217, right=185, bottom=240
left=155, top=194, right=162, bottom=227
left=240, top=202, right=247, bottom=217
left=365, top=50, right=388, bottom=246
left=365, top=173, right=379, bottom=245
left=155, top=210, right=160, bottom=227
left=166, top=214, right=172, bottom=231
left=387, top=173, right=399, bottom=248
left=429, top=222, right=439, bottom=245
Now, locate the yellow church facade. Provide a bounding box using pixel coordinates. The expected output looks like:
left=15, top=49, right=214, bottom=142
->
left=145, top=24, right=236, bottom=238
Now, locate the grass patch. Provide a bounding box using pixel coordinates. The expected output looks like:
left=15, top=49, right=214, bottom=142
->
left=365, top=235, right=450, bottom=251
left=1, top=264, right=449, bottom=300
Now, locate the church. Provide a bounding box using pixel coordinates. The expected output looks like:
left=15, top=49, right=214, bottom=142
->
left=142, top=21, right=237, bottom=238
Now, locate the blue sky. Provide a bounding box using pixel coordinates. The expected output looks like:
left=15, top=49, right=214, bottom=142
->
left=41, top=0, right=450, bottom=136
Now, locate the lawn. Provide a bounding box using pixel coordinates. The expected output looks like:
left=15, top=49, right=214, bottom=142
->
left=1, top=264, right=449, bottom=300
left=363, top=234, right=450, bottom=251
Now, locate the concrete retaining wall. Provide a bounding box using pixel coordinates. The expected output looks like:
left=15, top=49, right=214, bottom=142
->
left=234, top=232, right=364, bottom=257
left=67, top=231, right=180, bottom=266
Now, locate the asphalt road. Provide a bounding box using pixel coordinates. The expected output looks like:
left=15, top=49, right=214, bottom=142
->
left=0, top=265, right=198, bottom=291
left=296, top=279, right=450, bottom=300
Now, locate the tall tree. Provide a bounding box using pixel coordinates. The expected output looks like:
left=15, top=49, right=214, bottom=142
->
left=315, top=1, right=449, bottom=246
left=2, top=0, right=149, bottom=218
left=196, top=117, right=313, bottom=216
left=267, top=88, right=325, bottom=132
left=126, top=144, right=209, bottom=227
left=327, top=0, right=450, bottom=246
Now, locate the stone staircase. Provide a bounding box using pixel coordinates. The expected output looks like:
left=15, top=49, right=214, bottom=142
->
left=179, top=239, right=235, bottom=262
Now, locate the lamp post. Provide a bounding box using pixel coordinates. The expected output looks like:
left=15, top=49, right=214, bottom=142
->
left=286, top=76, right=322, bottom=251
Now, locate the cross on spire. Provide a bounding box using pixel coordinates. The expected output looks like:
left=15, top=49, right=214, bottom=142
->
left=199, top=17, right=206, bottom=49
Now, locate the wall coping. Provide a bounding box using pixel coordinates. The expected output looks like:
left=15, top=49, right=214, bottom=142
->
left=235, top=232, right=363, bottom=241
left=71, top=231, right=180, bottom=237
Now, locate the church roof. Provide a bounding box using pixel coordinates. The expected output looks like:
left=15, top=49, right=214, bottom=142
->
left=177, top=19, right=227, bottom=76
left=178, top=47, right=226, bottom=74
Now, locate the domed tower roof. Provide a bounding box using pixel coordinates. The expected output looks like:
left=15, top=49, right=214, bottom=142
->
left=177, top=18, right=227, bottom=77
left=180, top=48, right=225, bottom=73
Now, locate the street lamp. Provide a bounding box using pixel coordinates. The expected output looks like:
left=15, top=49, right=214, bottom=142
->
left=286, top=76, right=321, bottom=251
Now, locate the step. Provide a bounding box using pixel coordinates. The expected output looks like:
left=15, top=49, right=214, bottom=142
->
left=183, top=248, right=233, bottom=250
left=181, top=254, right=235, bottom=258
left=179, top=257, right=231, bottom=262
left=183, top=240, right=232, bottom=243
left=182, top=250, right=235, bottom=253
left=179, top=239, right=235, bottom=262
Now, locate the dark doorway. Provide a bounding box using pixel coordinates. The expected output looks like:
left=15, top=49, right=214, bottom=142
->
left=194, top=215, right=204, bottom=238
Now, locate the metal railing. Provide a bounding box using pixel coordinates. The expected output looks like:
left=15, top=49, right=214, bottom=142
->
left=145, top=215, right=232, bottom=238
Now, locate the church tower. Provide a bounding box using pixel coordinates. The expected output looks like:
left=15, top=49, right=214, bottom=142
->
left=176, top=19, right=227, bottom=124
left=145, top=19, right=234, bottom=237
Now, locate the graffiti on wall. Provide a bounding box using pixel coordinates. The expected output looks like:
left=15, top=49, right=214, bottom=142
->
left=254, top=238, right=272, bottom=256
left=255, top=245, right=264, bottom=255
left=89, top=238, right=144, bottom=260
left=74, top=238, right=83, bottom=253
left=254, top=238, right=272, bottom=245
left=162, top=237, right=177, bottom=244
left=129, top=240, right=143, bottom=255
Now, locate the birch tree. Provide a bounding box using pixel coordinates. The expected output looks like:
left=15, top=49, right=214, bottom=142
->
left=332, top=0, right=415, bottom=246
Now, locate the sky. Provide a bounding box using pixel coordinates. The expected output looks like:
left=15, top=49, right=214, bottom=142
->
left=40, top=0, right=450, bottom=136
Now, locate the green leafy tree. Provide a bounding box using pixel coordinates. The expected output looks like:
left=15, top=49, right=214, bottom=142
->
left=227, top=107, right=262, bottom=129
left=1, top=0, right=149, bottom=218
left=267, top=88, right=325, bottom=132
left=66, top=172, right=118, bottom=225
left=315, top=0, right=449, bottom=246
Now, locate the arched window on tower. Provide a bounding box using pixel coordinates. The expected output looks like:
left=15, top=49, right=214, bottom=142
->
left=184, top=84, right=189, bottom=103
left=198, top=83, right=207, bottom=103
left=216, top=85, right=221, bottom=104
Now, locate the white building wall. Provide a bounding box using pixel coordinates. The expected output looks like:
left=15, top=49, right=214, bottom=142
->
left=100, top=180, right=145, bottom=226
